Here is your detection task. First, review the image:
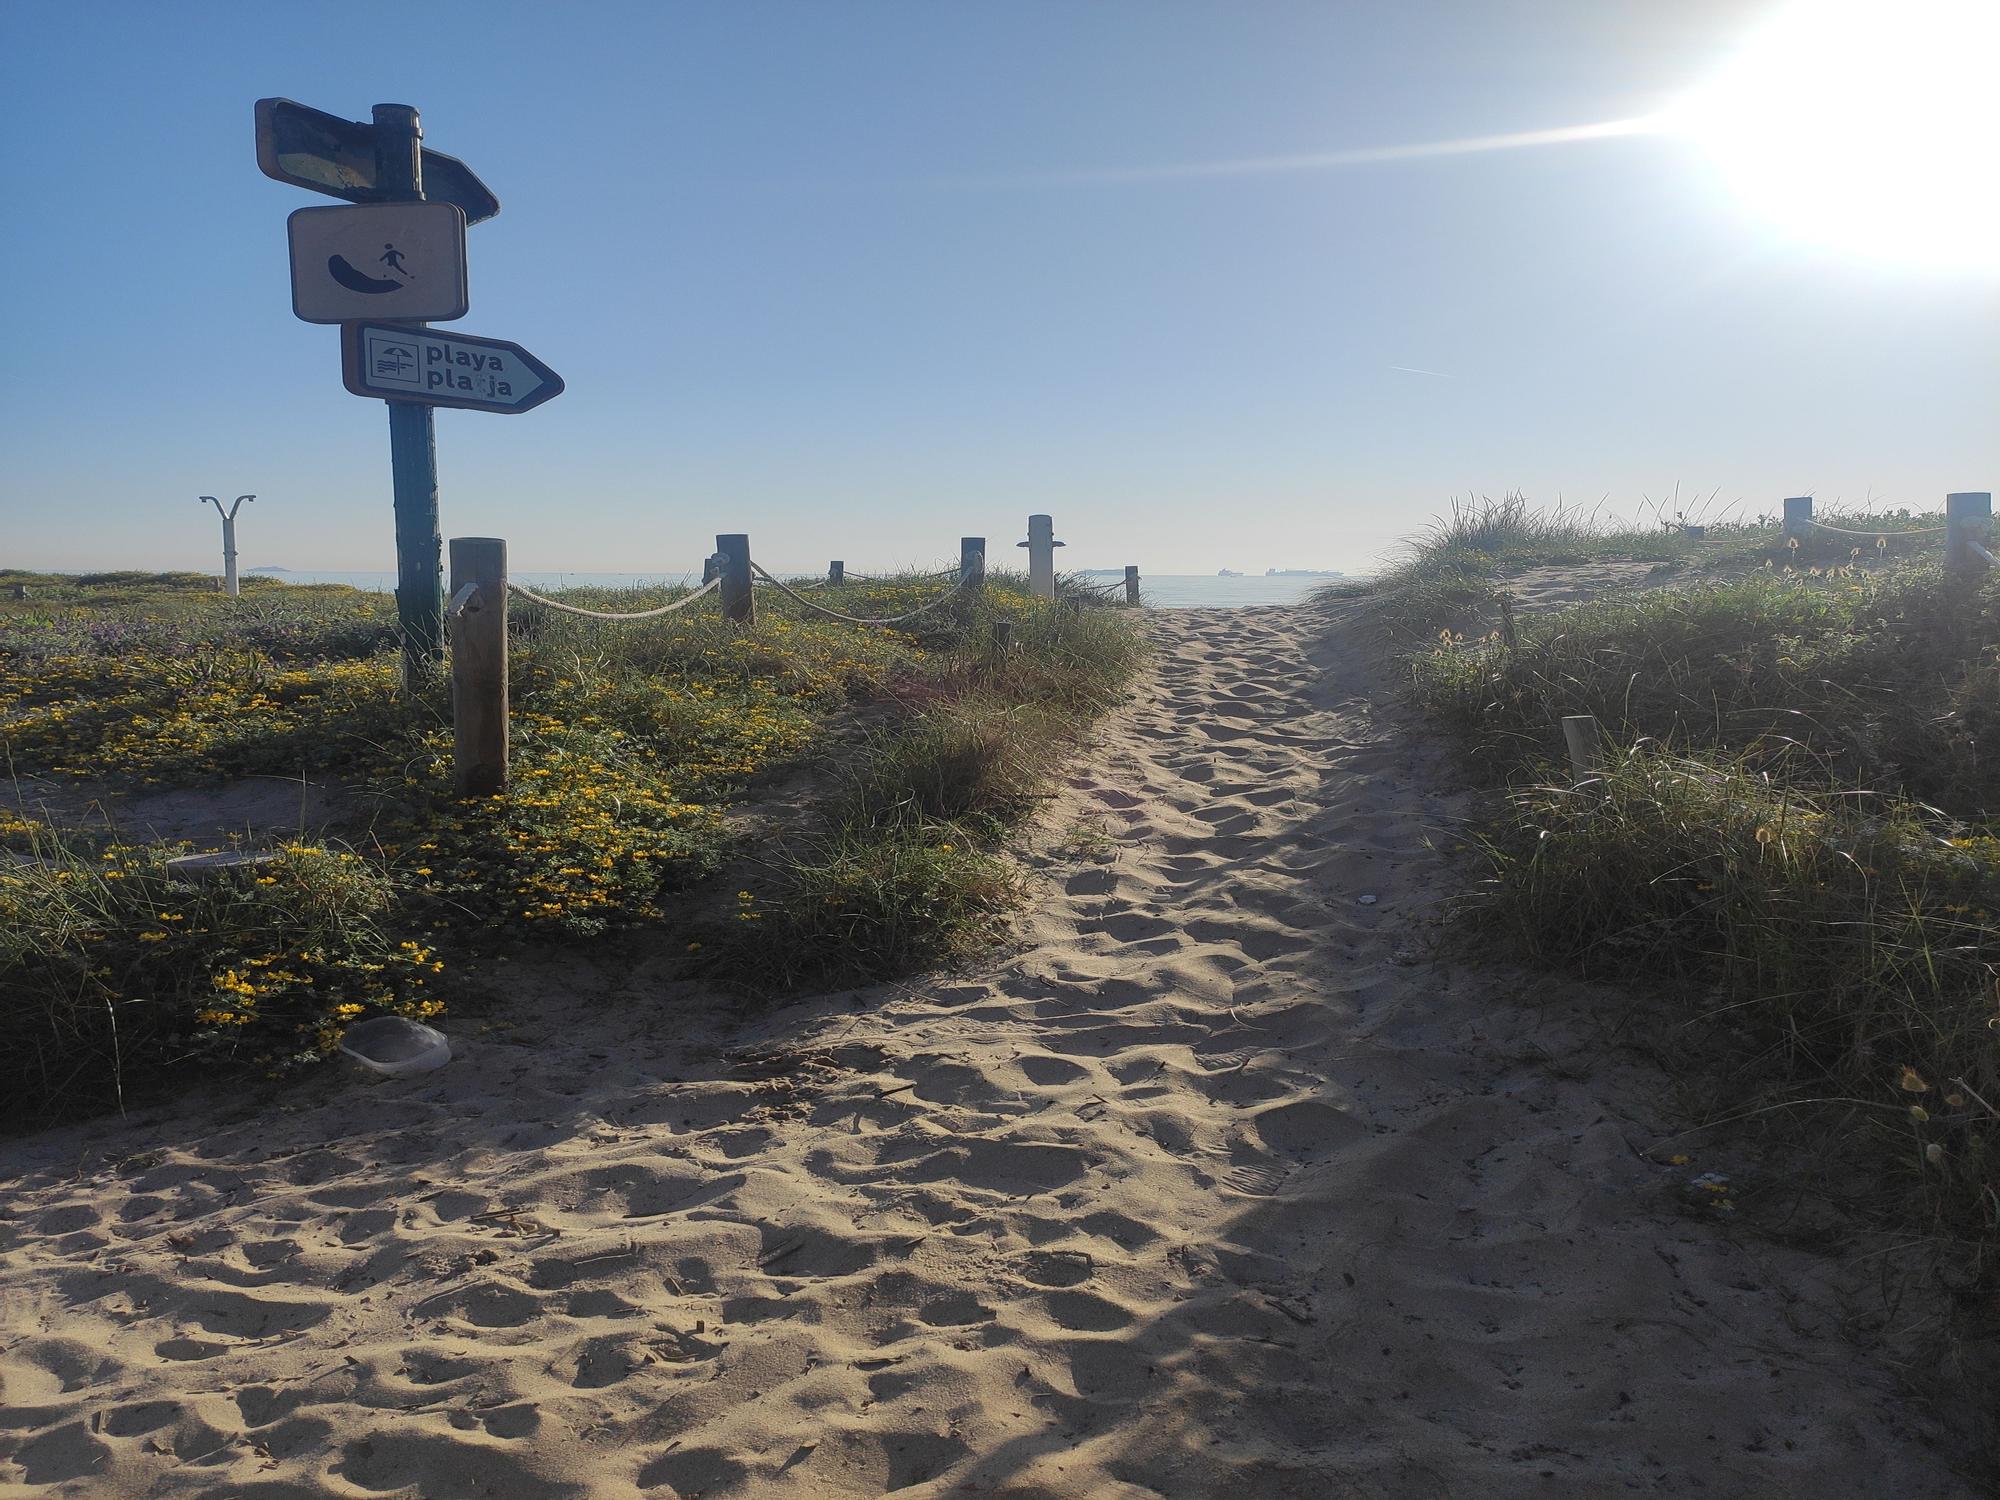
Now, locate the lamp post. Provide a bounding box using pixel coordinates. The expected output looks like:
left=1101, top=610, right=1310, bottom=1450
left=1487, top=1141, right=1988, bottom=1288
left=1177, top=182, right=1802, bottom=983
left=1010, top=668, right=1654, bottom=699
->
left=198, top=494, right=255, bottom=596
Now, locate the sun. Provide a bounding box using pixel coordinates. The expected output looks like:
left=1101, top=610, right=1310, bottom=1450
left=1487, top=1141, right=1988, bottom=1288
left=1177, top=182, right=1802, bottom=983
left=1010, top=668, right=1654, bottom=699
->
left=1665, top=0, right=2000, bottom=268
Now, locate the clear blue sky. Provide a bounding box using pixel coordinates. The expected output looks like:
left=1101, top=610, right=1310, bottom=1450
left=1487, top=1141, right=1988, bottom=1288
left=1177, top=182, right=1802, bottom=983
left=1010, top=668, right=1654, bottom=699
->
left=3, top=1, right=1996, bottom=575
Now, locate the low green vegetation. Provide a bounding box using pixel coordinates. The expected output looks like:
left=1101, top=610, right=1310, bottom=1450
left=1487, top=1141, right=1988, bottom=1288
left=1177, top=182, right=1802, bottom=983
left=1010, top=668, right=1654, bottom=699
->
left=741, top=603, right=1141, bottom=987
left=1356, top=500, right=1998, bottom=1281
left=0, top=567, right=1141, bottom=1123
left=1349, top=491, right=1950, bottom=643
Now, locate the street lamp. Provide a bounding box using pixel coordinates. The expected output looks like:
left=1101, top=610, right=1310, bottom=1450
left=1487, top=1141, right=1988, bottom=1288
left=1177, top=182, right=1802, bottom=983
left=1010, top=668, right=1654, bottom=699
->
left=198, top=494, right=256, bottom=596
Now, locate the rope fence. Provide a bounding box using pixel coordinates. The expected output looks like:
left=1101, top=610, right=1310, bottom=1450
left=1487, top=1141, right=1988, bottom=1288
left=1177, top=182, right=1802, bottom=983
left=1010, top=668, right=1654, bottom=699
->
left=441, top=520, right=1143, bottom=794
left=751, top=562, right=977, bottom=626
left=1804, top=519, right=1950, bottom=539
left=506, top=576, right=720, bottom=620
left=1781, top=494, right=1977, bottom=547
left=839, top=567, right=957, bottom=583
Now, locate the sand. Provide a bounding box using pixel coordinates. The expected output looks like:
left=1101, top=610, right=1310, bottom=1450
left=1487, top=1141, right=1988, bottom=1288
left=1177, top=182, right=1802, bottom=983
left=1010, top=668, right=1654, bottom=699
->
left=0, top=592, right=1978, bottom=1497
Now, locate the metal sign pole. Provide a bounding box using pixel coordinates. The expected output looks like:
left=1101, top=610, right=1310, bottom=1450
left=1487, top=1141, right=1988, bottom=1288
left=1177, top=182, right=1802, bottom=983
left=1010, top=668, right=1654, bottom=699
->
left=373, top=103, right=444, bottom=688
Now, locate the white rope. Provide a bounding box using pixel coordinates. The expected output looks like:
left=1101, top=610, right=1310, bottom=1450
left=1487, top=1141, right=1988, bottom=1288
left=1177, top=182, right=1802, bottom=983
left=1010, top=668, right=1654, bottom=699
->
left=1804, top=518, right=1949, bottom=538
left=505, top=576, right=720, bottom=620
left=750, top=562, right=976, bottom=625
left=840, top=567, right=956, bottom=583
left=1971, top=540, right=1999, bottom=567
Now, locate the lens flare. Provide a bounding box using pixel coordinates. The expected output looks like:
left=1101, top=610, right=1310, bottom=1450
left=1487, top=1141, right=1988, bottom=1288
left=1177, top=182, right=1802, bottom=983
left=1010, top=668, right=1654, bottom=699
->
left=1665, top=0, right=2000, bottom=268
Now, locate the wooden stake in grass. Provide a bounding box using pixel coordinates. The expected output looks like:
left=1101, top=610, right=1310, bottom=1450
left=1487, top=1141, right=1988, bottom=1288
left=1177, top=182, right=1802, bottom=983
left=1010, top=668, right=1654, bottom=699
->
left=1562, top=714, right=1603, bottom=781
left=1782, top=495, right=1813, bottom=542
left=960, top=536, right=986, bottom=587
left=1124, top=566, right=1140, bottom=606
left=449, top=537, right=509, bottom=797
left=829, top=560, right=844, bottom=587
left=718, top=533, right=754, bottom=624
left=1946, top=491, right=1992, bottom=575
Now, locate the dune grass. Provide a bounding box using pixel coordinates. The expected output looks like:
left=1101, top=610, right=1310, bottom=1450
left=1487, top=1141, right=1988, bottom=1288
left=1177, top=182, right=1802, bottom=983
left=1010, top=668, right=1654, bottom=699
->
left=705, top=598, right=1144, bottom=988
left=1341, top=491, right=1951, bottom=643
left=1, top=568, right=1142, bottom=1122
left=1355, top=498, right=1999, bottom=1282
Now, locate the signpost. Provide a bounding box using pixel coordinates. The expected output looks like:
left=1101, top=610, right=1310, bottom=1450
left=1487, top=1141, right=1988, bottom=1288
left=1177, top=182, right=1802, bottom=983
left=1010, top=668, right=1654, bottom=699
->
left=255, top=98, right=499, bottom=224
left=255, top=98, right=563, bottom=690
left=288, top=202, right=468, bottom=324
left=341, top=324, right=563, bottom=413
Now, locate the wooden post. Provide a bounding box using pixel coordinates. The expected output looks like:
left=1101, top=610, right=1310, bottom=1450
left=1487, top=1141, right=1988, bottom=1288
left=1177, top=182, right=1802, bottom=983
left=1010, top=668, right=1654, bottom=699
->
left=991, top=619, right=1013, bottom=655
left=829, top=560, right=844, bottom=587
left=701, top=553, right=720, bottom=584
left=1021, top=514, right=1059, bottom=599
left=1562, top=714, right=1602, bottom=780
left=449, top=537, right=508, bottom=797
left=1123, top=566, right=1140, bottom=605
left=1946, top=492, right=1992, bottom=574
left=717, top=533, right=754, bottom=623
left=1782, top=496, right=1812, bottom=541
left=960, top=536, right=986, bottom=587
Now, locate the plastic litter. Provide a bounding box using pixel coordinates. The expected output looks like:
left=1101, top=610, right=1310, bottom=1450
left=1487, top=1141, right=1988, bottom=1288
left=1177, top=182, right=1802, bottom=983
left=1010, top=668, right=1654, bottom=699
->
left=338, top=1016, right=452, bottom=1077
left=1356, top=894, right=1379, bottom=906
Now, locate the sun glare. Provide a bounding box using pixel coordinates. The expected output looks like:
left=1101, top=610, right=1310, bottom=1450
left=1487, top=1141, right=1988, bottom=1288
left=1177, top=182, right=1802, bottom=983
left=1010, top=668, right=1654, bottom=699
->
left=1667, top=0, right=2000, bottom=268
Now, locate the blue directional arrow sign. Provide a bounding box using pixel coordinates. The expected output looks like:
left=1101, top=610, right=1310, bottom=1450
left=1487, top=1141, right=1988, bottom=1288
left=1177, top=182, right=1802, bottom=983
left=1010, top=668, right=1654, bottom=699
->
left=340, top=323, right=564, bottom=414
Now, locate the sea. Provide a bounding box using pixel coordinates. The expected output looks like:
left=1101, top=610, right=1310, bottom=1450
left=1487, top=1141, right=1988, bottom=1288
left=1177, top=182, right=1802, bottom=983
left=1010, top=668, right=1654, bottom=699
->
left=249, top=571, right=1348, bottom=610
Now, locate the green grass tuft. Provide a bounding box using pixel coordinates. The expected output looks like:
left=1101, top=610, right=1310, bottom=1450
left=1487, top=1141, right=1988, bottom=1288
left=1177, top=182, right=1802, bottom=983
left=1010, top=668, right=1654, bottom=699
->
left=1368, top=497, right=2000, bottom=1286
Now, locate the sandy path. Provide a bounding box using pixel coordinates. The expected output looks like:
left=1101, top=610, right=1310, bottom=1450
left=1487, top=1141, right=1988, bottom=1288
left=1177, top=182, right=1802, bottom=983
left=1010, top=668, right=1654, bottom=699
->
left=0, top=601, right=1976, bottom=1497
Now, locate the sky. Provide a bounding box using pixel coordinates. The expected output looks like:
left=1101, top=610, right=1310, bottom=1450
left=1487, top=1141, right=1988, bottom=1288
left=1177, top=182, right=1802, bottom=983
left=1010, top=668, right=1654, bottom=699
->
left=3, top=0, right=1997, bottom=577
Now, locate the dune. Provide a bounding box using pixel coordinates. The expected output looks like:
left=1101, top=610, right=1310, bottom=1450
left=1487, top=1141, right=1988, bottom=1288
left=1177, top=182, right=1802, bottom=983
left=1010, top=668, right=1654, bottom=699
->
left=0, top=584, right=1976, bottom=1497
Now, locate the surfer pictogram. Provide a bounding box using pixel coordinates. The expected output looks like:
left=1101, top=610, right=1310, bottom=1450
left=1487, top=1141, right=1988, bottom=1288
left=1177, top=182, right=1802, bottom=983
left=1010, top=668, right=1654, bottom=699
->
left=327, top=242, right=412, bottom=295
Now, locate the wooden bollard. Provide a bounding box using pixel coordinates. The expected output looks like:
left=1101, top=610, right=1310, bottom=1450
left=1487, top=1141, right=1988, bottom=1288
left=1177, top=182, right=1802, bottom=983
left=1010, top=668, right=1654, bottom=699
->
left=1124, top=566, right=1140, bottom=606
left=1782, top=495, right=1812, bottom=541
left=1946, top=491, right=1992, bottom=574
left=701, top=553, right=720, bottom=584
left=829, top=560, right=844, bottom=587
left=717, top=533, right=754, bottom=624
left=960, top=536, right=986, bottom=587
left=449, top=537, right=509, bottom=797
left=1562, top=714, right=1603, bottom=780
left=1020, top=514, right=1060, bottom=599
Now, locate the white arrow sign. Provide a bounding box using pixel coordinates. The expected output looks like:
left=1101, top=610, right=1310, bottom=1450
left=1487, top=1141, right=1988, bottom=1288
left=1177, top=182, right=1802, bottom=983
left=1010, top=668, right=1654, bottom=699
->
left=341, top=323, right=563, bottom=414
left=288, top=202, right=468, bottom=324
